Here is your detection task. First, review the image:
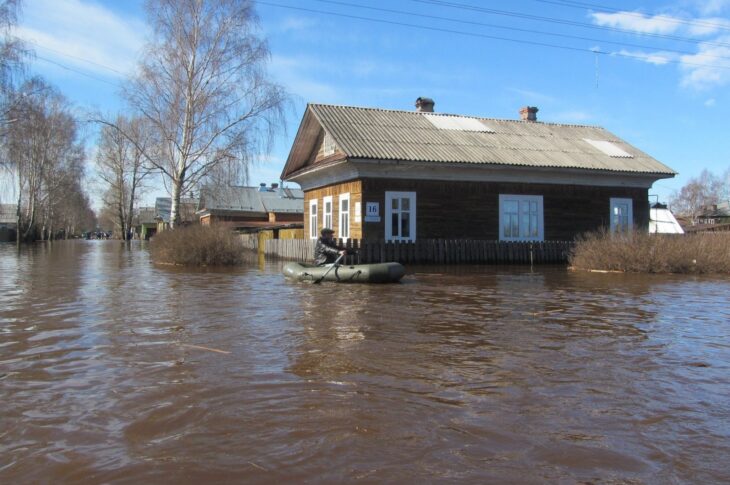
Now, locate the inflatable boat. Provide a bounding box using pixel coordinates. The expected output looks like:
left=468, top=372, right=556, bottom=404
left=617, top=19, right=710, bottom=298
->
left=282, top=261, right=405, bottom=283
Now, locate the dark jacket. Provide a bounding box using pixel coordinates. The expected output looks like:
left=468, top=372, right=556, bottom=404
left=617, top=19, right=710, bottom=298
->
left=314, top=237, right=341, bottom=266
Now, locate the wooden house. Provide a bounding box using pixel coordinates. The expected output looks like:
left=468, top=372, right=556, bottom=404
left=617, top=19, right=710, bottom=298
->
left=196, top=184, right=304, bottom=238
left=684, top=201, right=730, bottom=233
left=0, top=203, right=17, bottom=242
left=134, top=207, right=157, bottom=240
left=154, top=197, right=199, bottom=233
left=281, top=99, right=676, bottom=242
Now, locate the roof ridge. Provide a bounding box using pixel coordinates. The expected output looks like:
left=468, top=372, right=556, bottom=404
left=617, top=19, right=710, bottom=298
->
left=308, top=102, right=602, bottom=129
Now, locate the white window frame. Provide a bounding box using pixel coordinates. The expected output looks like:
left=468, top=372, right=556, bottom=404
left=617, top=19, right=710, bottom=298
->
left=323, top=195, right=333, bottom=232
left=498, top=194, right=544, bottom=241
left=309, top=199, right=318, bottom=239
left=339, top=193, right=350, bottom=240
left=610, top=197, right=633, bottom=233
left=385, top=191, right=417, bottom=242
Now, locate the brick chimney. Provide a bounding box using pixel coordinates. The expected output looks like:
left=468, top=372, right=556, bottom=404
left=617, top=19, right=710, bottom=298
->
left=519, top=106, right=539, bottom=122
left=415, top=97, right=435, bottom=113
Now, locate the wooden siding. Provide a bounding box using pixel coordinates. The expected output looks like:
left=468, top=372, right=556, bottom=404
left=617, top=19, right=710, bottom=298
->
left=309, top=130, right=347, bottom=166
left=358, top=178, right=648, bottom=241
left=304, top=180, right=363, bottom=239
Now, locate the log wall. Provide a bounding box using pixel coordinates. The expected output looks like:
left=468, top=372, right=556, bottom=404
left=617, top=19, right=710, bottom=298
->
left=358, top=178, right=648, bottom=241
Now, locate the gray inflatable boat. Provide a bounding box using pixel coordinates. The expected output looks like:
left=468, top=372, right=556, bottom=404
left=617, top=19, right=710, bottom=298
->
left=283, top=261, right=405, bottom=283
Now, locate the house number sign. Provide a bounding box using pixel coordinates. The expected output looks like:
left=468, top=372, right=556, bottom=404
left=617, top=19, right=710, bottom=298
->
left=364, top=202, right=380, bottom=222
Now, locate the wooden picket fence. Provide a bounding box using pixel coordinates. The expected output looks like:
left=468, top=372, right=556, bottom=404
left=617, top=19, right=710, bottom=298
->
left=258, top=238, right=573, bottom=265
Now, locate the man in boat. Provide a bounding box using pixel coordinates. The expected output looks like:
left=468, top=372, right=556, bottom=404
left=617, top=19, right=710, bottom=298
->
left=314, top=228, right=347, bottom=266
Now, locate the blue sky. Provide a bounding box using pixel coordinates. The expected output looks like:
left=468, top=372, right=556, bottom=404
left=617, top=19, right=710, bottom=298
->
left=13, top=0, right=730, bottom=207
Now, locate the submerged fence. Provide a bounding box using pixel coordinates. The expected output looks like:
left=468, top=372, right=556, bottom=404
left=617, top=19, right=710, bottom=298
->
left=253, top=238, right=574, bottom=265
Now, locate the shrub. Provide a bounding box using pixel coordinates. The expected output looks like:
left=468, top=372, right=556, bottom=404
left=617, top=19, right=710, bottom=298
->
left=569, top=229, right=730, bottom=274
left=150, top=224, right=244, bottom=266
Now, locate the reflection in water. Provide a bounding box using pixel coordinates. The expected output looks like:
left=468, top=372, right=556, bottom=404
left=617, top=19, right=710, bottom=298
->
left=1, top=242, right=729, bottom=483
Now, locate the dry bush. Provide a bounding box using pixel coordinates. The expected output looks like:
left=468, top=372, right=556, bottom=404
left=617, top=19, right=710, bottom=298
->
left=150, top=225, right=244, bottom=266
left=570, top=229, right=730, bottom=274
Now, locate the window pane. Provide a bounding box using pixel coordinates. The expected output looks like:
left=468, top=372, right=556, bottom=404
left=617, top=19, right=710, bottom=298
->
left=401, top=212, right=410, bottom=238
left=530, top=214, right=538, bottom=237
left=504, top=217, right=512, bottom=237
left=401, top=198, right=410, bottom=211
left=392, top=213, right=399, bottom=237
left=519, top=213, right=528, bottom=237
left=530, top=201, right=537, bottom=213
left=511, top=216, right=519, bottom=238
left=341, top=200, right=348, bottom=212
left=505, top=200, right=518, bottom=214
left=392, top=199, right=399, bottom=210
left=341, top=214, right=349, bottom=238
left=520, top=201, right=530, bottom=215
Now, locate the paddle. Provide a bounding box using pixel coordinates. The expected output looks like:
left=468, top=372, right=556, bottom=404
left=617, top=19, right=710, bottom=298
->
left=313, top=252, right=345, bottom=284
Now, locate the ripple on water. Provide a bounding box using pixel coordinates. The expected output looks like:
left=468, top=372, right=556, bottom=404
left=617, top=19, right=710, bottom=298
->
left=0, top=243, right=729, bottom=483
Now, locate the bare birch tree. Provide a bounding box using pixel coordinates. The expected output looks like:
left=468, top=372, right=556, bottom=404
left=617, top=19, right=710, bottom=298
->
left=124, top=0, right=286, bottom=228
left=6, top=77, right=85, bottom=241
left=669, top=169, right=724, bottom=221
left=0, top=0, right=27, bottom=243
left=96, top=115, right=151, bottom=239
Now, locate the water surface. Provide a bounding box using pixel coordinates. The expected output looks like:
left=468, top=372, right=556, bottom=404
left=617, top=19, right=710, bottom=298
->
left=1, top=241, right=729, bottom=483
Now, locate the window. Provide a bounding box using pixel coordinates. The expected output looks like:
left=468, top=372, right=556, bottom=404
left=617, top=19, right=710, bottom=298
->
left=309, top=199, right=318, bottom=239
left=385, top=191, right=416, bottom=242
left=323, top=196, right=333, bottom=231
left=339, top=193, right=350, bottom=240
left=499, top=194, right=544, bottom=241
left=610, top=198, right=633, bottom=233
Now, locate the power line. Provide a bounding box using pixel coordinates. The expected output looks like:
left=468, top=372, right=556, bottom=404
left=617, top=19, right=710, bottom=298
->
left=34, top=55, right=122, bottom=88
left=314, top=0, right=730, bottom=63
left=20, top=37, right=129, bottom=77
left=257, top=1, right=730, bottom=70
left=409, top=0, right=730, bottom=49
left=529, top=0, right=730, bottom=34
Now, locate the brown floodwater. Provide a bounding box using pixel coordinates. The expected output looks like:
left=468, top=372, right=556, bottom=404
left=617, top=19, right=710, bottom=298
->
left=1, top=241, right=729, bottom=484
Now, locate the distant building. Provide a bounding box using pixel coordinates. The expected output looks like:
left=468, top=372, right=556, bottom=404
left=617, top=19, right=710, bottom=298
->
left=154, top=197, right=199, bottom=233
left=648, top=203, right=684, bottom=234
left=197, top=183, right=304, bottom=236
left=684, top=201, right=730, bottom=233
left=134, top=207, right=158, bottom=240
left=281, top=99, right=676, bottom=242
left=697, top=201, right=730, bottom=225
left=0, top=204, right=17, bottom=242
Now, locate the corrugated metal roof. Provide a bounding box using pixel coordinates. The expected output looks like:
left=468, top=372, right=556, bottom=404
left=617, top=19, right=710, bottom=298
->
left=306, top=104, right=676, bottom=175
left=155, top=198, right=199, bottom=223
left=200, top=186, right=304, bottom=214
left=136, top=207, right=157, bottom=225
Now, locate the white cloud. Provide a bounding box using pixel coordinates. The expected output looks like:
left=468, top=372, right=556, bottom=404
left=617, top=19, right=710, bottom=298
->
left=705, top=98, right=717, bottom=106
left=591, top=9, right=730, bottom=37
left=16, top=0, right=146, bottom=77
left=277, top=16, right=318, bottom=33
left=591, top=11, right=683, bottom=34
left=685, top=17, right=730, bottom=36
left=269, top=55, right=342, bottom=103
left=679, top=36, right=730, bottom=89
left=695, top=0, right=730, bottom=15
left=615, top=49, right=676, bottom=65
